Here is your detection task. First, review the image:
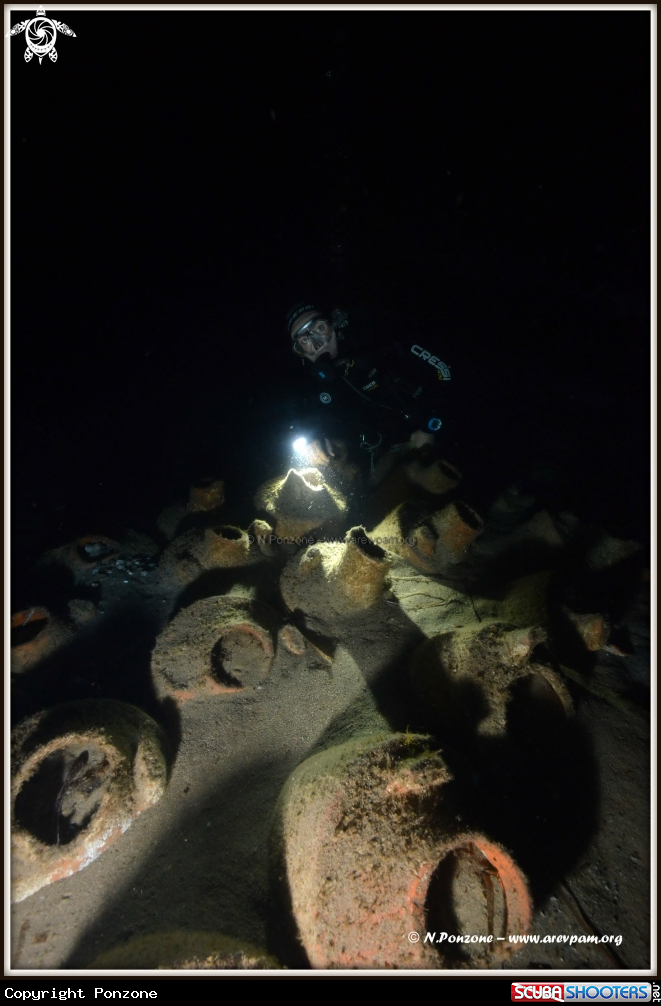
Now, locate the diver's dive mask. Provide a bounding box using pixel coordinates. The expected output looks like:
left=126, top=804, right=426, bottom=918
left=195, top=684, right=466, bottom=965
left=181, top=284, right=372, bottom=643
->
left=292, top=315, right=333, bottom=356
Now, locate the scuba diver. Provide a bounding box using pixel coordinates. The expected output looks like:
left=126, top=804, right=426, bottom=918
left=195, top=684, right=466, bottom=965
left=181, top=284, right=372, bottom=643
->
left=286, top=301, right=454, bottom=483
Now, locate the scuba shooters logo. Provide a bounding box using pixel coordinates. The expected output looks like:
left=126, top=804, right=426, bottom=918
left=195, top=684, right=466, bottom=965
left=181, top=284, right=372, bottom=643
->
left=410, top=344, right=451, bottom=380
left=7, top=8, right=76, bottom=64
left=511, top=986, right=653, bottom=1003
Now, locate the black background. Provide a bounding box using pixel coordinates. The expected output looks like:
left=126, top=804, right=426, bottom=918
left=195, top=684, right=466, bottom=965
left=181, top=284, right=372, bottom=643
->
left=11, top=9, right=651, bottom=584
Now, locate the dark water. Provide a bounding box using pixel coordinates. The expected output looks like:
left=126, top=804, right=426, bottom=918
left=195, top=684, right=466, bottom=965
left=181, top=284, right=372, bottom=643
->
left=12, top=11, right=650, bottom=597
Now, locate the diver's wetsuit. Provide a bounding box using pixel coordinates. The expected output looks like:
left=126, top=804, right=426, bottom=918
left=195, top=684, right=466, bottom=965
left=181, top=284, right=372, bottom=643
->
left=292, top=307, right=453, bottom=454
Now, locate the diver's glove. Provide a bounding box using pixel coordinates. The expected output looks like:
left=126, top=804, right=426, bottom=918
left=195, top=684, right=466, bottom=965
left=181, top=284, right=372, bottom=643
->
left=409, top=429, right=435, bottom=449
left=305, top=438, right=347, bottom=467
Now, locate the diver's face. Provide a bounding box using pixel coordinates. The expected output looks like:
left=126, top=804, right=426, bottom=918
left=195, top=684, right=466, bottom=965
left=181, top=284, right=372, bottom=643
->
left=291, top=313, right=338, bottom=362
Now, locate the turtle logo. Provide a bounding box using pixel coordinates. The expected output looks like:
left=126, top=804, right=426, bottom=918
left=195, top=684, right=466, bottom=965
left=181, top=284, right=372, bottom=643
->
left=6, top=7, right=76, bottom=64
